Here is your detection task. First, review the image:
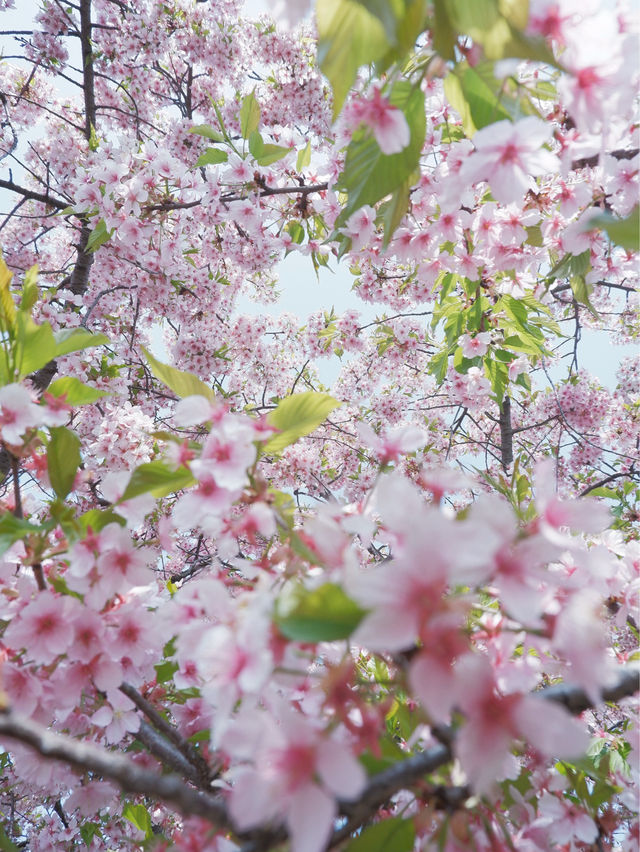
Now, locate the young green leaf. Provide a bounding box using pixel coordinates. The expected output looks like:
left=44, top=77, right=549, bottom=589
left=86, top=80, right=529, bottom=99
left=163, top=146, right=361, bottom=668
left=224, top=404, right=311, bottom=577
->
left=195, top=147, right=229, bottom=167
left=20, top=264, right=39, bottom=312
left=189, top=124, right=225, bottom=142
left=264, top=391, right=341, bottom=454
left=0, top=255, right=17, bottom=335
left=443, top=63, right=513, bottom=137
left=122, top=802, right=152, bottom=839
left=239, top=90, right=261, bottom=139
left=119, top=460, right=196, bottom=502
left=142, top=346, right=215, bottom=401
left=86, top=219, right=114, bottom=253
left=296, top=140, right=311, bottom=171
left=275, top=582, right=367, bottom=641
left=344, top=817, right=415, bottom=852
left=255, top=143, right=291, bottom=166
left=48, top=376, right=109, bottom=405
left=53, top=328, right=109, bottom=359
left=0, top=514, right=43, bottom=559
left=337, top=81, right=425, bottom=222
left=48, top=426, right=82, bottom=499
left=317, top=0, right=391, bottom=120
left=589, top=206, right=639, bottom=252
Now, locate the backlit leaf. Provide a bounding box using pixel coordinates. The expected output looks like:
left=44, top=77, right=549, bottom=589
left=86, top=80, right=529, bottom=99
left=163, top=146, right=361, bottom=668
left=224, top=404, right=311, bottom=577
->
left=275, top=582, right=366, bottom=641
left=120, top=460, right=196, bottom=502
left=264, top=391, right=341, bottom=454
left=142, top=347, right=215, bottom=401
left=344, top=816, right=415, bottom=852
left=317, top=0, right=390, bottom=120
left=47, top=426, right=81, bottom=499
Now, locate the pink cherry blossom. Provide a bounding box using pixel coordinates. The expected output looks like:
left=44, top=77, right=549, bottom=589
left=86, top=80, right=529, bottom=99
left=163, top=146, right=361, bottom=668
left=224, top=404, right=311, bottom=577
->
left=460, top=332, right=491, bottom=358
left=0, top=384, right=41, bottom=445
left=353, top=88, right=411, bottom=155
left=460, top=117, right=559, bottom=205
left=4, top=591, right=75, bottom=665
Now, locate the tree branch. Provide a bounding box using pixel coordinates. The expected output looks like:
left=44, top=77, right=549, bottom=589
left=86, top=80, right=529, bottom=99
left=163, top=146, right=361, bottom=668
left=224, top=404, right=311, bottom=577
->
left=0, top=707, right=231, bottom=828
left=240, top=667, right=640, bottom=852
left=0, top=179, right=69, bottom=211
left=499, top=395, right=513, bottom=471
left=120, top=682, right=216, bottom=786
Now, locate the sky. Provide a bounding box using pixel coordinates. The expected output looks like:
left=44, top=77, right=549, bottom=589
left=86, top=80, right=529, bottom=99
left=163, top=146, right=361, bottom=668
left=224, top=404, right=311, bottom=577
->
left=0, top=0, right=632, bottom=392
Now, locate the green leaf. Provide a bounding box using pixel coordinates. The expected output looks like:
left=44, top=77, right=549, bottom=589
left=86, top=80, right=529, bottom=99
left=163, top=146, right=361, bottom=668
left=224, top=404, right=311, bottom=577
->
left=433, top=0, right=457, bottom=59
left=344, top=817, right=415, bottom=852
left=47, top=426, right=81, bottom=499
left=77, top=508, right=126, bottom=533
left=249, top=130, right=264, bottom=159
left=142, top=346, right=215, bottom=401
left=589, top=206, right=639, bottom=252
left=264, top=391, right=341, bottom=454
left=446, top=0, right=557, bottom=65
left=296, top=140, right=311, bottom=171
left=0, top=255, right=17, bottom=335
left=317, top=0, right=391, bottom=120
left=20, top=264, right=39, bottom=312
left=120, top=461, right=196, bottom=502
left=569, top=275, right=599, bottom=319
left=443, top=63, right=512, bottom=137
left=189, top=124, right=225, bottom=142
left=0, top=513, right=42, bottom=558
left=0, top=824, right=20, bottom=852
left=122, top=802, right=152, bottom=839
left=48, top=377, right=109, bottom=405
left=53, top=328, right=109, bottom=359
left=15, top=317, right=56, bottom=376
left=275, top=582, right=366, bottom=641
left=195, top=147, right=228, bottom=167
left=337, top=81, right=425, bottom=221
left=79, top=822, right=102, bottom=847
left=256, top=143, right=291, bottom=166
left=377, top=178, right=411, bottom=247
left=86, top=219, right=114, bottom=253
left=239, top=90, right=261, bottom=139
left=155, top=659, right=179, bottom=684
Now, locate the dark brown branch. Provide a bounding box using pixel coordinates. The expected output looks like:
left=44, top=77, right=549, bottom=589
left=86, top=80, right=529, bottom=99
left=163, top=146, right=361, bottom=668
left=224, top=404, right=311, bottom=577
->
left=571, top=147, right=638, bottom=170
left=0, top=179, right=69, bottom=211
left=579, top=468, right=637, bottom=497
left=135, top=720, right=201, bottom=783
left=0, top=708, right=231, bottom=828
left=79, top=0, right=97, bottom=139
left=499, top=395, right=513, bottom=471
left=120, top=682, right=215, bottom=786
left=146, top=182, right=329, bottom=212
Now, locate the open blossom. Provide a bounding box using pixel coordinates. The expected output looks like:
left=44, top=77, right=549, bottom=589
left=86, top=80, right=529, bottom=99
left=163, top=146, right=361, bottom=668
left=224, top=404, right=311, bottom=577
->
left=91, top=690, right=140, bottom=744
left=460, top=332, right=491, bottom=358
left=454, top=654, right=588, bottom=794
left=226, top=705, right=366, bottom=852
left=353, top=87, right=411, bottom=155
left=4, top=591, right=75, bottom=665
left=460, top=117, right=559, bottom=205
left=0, top=384, right=41, bottom=445
left=341, top=205, right=376, bottom=252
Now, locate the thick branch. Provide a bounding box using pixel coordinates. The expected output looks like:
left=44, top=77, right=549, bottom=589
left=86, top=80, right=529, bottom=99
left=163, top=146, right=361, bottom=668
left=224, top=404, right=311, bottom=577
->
left=499, top=395, right=513, bottom=471
left=147, top=182, right=329, bottom=212
left=120, top=682, right=216, bottom=785
left=0, top=179, right=69, bottom=211
left=79, top=0, right=96, bottom=139
left=0, top=708, right=230, bottom=828
left=571, top=147, right=638, bottom=170
left=135, top=719, right=201, bottom=783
